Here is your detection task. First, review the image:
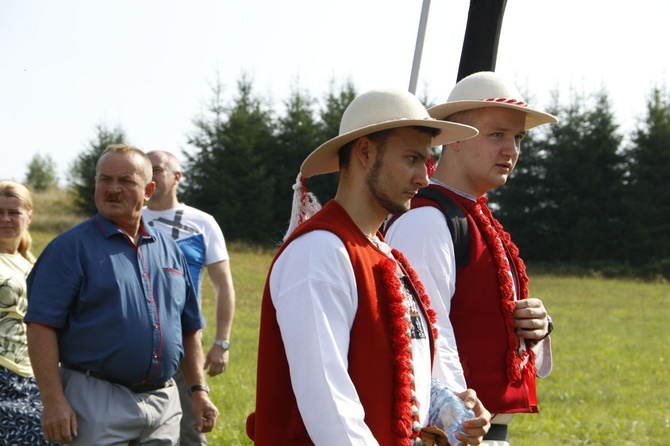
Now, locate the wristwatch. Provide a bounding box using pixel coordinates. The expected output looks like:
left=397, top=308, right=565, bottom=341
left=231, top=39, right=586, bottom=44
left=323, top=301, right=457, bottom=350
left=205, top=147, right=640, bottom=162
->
left=213, top=339, right=230, bottom=351
left=539, top=315, right=553, bottom=340
left=188, top=384, right=210, bottom=396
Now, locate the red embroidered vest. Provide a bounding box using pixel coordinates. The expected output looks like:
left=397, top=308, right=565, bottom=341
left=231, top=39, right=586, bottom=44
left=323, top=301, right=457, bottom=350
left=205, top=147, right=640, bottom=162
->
left=412, top=186, right=538, bottom=414
left=246, top=200, right=438, bottom=445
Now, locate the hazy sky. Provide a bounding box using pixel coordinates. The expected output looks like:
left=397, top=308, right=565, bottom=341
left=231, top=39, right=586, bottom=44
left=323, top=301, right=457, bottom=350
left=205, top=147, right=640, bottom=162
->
left=2, top=0, right=669, bottom=183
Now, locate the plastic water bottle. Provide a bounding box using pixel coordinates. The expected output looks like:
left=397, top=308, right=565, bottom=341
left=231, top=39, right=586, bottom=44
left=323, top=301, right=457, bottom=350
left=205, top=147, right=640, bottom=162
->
left=428, top=378, right=475, bottom=446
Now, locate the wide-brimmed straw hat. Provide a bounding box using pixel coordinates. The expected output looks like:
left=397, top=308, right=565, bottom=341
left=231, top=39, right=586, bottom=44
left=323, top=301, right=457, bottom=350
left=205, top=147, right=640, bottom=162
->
left=428, top=71, right=558, bottom=130
left=300, top=88, right=478, bottom=178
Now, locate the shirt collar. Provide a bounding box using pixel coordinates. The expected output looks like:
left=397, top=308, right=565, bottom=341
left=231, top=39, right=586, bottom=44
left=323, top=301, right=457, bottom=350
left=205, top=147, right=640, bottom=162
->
left=94, top=213, right=156, bottom=242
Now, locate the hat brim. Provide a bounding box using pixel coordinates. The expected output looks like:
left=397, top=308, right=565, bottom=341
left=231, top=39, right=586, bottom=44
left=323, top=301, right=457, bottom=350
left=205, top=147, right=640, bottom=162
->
left=300, top=119, right=477, bottom=178
left=428, top=101, right=558, bottom=130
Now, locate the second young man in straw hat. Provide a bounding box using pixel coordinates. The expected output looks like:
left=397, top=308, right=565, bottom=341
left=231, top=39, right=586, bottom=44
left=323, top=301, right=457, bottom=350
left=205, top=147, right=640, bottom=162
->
left=386, top=71, right=556, bottom=445
left=247, top=88, right=491, bottom=445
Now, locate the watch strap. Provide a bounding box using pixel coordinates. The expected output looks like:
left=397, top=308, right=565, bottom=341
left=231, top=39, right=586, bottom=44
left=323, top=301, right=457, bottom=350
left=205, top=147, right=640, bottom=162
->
left=213, top=339, right=230, bottom=350
left=188, top=384, right=210, bottom=396
left=539, top=315, right=553, bottom=340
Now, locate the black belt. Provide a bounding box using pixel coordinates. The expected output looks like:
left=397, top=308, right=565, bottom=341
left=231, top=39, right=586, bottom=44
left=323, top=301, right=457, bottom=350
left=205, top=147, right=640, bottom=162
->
left=484, top=424, right=509, bottom=441
left=61, top=363, right=170, bottom=393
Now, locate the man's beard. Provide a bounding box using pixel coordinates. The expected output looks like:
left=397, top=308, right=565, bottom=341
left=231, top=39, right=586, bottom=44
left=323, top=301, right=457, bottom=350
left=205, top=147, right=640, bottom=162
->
left=366, top=156, right=408, bottom=215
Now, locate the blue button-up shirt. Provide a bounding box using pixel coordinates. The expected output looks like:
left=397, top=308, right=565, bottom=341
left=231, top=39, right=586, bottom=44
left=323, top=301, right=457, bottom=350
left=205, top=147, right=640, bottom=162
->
left=25, top=214, right=204, bottom=386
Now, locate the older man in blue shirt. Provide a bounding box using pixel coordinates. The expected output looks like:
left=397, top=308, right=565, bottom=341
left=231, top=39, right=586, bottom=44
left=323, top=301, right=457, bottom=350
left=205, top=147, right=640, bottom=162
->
left=26, top=145, right=219, bottom=445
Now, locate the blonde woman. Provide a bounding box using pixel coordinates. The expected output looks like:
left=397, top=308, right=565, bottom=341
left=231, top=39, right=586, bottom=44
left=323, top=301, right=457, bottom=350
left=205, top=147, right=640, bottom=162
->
left=0, top=181, right=55, bottom=445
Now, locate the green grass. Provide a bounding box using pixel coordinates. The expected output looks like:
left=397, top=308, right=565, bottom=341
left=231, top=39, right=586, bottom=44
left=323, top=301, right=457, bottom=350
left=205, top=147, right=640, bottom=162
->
left=511, top=277, right=670, bottom=445
left=29, top=234, right=670, bottom=445
left=199, top=244, right=274, bottom=445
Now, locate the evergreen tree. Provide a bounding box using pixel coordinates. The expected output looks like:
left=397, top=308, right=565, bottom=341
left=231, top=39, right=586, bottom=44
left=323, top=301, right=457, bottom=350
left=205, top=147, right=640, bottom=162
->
left=271, top=84, right=322, bottom=237
left=183, top=75, right=277, bottom=244
left=25, top=153, right=59, bottom=191
left=624, top=86, right=670, bottom=274
left=69, top=125, right=126, bottom=216
left=541, top=89, right=625, bottom=264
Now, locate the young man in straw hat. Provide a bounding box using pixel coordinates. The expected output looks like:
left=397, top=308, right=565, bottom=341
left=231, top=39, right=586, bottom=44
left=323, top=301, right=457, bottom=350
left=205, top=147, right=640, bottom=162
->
left=246, top=88, right=491, bottom=445
left=386, top=72, right=556, bottom=445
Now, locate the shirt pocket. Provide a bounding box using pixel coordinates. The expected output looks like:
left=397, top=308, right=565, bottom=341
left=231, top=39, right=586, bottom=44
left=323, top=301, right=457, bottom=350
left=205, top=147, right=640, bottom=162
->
left=162, top=268, right=187, bottom=309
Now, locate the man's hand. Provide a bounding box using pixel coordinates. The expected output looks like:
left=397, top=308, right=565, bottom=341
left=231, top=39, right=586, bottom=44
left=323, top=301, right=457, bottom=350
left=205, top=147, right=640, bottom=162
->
left=41, top=395, right=78, bottom=444
left=204, top=345, right=229, bottom=377
left=191, top=391, right=220, bottom=433
left=454, top=389, right=490, bottom=445
left=514, top=298, right=550, bottom=340
left=27, top=324, right=77, bottom=443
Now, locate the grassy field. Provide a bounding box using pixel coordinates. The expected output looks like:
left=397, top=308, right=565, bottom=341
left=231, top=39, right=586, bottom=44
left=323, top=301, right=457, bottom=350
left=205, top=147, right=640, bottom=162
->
left=30, top=232, right=670, bottom=445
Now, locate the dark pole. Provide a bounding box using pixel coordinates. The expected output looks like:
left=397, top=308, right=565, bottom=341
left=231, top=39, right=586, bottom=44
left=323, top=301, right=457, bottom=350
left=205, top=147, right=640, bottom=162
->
left=457, top=0, right=507, bottom=81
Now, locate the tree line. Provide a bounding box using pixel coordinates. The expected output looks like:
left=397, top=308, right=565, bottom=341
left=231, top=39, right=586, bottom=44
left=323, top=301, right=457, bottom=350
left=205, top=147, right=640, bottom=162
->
left=489, top=87, right=670, bottom=279
left=23, top=76, right=670, bottom=279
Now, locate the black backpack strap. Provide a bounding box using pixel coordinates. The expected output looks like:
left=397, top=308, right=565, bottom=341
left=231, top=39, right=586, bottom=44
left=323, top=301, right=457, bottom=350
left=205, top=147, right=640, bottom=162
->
left=414, top=186, right=470, bottom=267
